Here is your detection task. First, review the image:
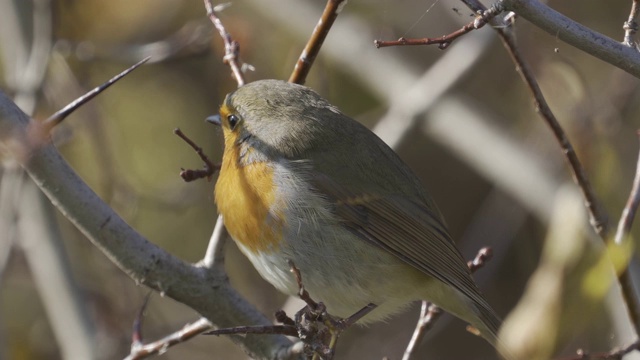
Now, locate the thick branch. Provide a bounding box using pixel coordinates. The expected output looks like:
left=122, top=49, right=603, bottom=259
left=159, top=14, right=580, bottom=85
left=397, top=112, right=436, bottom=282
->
left=0, top=91, right=296, bottom=360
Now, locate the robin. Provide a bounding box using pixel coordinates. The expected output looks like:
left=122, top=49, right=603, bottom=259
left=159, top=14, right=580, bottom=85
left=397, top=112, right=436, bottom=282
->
left=208, top=79, right=503, bottom=351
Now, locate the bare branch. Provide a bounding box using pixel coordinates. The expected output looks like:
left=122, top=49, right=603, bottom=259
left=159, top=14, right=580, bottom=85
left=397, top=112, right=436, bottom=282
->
left=126, top=317, right=214, bottom=360
left=374, top=5, right=501, bottom=50
left=174, top=128, right=220, bottom=182
left=623, top=0, right=640, bottom=48
left=472, top=0, right=640, bottom=341
left=289, top=0, right=347, bottom=85
left=0, top=91, right=296, bottom=360
left=207, top=324, right=298, bottom=337
left=42, top=57, right=150, bottom=130
left=402, top=301, right=441, bottom=360
left=615, top=132, right=640, bottom=245
left=561, top=340, right=640, bottom=360
left=500, top=0, right=640, bottom=79
left=204, top=1, right=245, bottom=86
left=611, top=132, right=640, bottom=334
left=494, top=15, right=609, bottom=239
left=202, top=214, right=228, bottom=268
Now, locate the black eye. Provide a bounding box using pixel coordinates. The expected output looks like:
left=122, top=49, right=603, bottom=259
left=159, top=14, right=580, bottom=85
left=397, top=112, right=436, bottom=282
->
left=227, top=114, right=239, bottom=129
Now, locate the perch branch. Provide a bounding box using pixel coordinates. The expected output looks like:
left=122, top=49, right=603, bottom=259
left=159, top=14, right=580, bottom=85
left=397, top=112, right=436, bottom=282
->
left=0, top=91, right=296, bottom=360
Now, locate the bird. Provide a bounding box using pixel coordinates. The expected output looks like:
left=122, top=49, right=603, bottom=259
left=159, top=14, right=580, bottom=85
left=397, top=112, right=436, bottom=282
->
left=208, top=79, right=503, bottom=351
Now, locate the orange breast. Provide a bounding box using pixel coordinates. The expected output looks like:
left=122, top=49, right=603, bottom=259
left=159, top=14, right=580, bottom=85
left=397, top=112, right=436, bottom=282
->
left=214, top=142, right=283, bottom=253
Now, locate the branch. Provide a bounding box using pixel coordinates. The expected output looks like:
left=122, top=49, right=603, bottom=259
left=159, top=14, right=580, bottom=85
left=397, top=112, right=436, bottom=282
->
left=561, top=340, right=640, bottom=360
left=475, top=0, right=640, bottom=342
left=127, top=317, right=214, bottom=360
left=500, top=0, right=640, bottom=79
left=612, top=132, right=640, bottom=334
left=374, top=5, right=501, bottom=50
left=497, top=30, right=609, bottom=238
left=0, top=91, right=296, bottom=360
left=624, top=0, right=640, bottom=48
left=288, top=0, right=347, bottom=85
left=174, top=128, right=220, bottom=182
left=43, top=57, right=150, bottom=130
left=615, top=131, right=640, bottom=245
left=204, top=1, right=245, bottom=86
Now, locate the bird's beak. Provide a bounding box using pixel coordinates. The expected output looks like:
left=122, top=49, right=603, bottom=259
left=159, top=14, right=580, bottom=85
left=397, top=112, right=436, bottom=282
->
left=206, top=115, right=221, bottom=126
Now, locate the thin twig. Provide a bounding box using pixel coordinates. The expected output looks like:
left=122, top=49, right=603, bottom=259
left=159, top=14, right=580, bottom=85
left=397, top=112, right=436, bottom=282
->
left=401, top=301, right=441, bottom=360
left=288, top=259, right=319, bottom=309
left=202, top=214, right=227, bottom=268
left=288, top=0, right=347, bottom=85
left=42, top=57, right=150, bottom=130
left=206, top=324, right=298, bottom=337
left=623, top=0, right=640, bottom=48
left=174, top=128, right=220, bottom=182
left=340, top=303, right=377, bottom=327
left=560, top=339, right=640, bottom=360
left=611, top=131, right=640, bottom=333
left=204, top=1, right=245, bottom=86
left=131, top=293, right=153, bottom=347
left=125, top=317, right=214, bottom=360
left=374, top=5, right=502, bottom=50
left=402, top=247, right=492, bottom=360
left=496, top=15, right=609, bottom=239
left=615, top=131, right=640, bottom=245
left=467, top=247, right=493, bottom=272
left=471, top=0, right=639, bottom=345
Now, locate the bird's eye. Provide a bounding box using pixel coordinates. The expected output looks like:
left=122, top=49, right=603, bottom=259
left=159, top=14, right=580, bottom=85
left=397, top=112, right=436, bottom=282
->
left=227, top=114, right=239, bottom=130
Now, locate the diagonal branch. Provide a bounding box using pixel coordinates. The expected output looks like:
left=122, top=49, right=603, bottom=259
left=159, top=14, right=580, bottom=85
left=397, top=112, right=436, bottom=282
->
left=0, top=91, right=297, bottom=360
left=500, top=0, right=640, bottom=79
left=615, top=131, right=640, bottom=245
left=43, top=57, right=149, bottom=130
left=499, top=32, right=609, bottom=238
left=289, top=0, right=347, bottom=85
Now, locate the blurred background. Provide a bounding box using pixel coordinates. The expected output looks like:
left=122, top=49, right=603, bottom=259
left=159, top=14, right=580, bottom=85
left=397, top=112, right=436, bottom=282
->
left=1, top=0, right=639, bottom=359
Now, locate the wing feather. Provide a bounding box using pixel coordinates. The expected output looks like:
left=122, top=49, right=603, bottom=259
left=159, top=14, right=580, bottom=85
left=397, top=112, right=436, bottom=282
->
left=312, top=173, right=500, bottom=333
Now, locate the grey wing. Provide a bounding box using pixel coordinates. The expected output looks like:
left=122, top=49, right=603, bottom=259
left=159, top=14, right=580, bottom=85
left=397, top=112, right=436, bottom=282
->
left=312, top=173, right=501, bottom=334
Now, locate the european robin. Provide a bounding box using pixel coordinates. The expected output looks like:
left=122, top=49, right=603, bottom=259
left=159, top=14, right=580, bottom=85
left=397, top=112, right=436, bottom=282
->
left=208, top=79, right=502, bottom=349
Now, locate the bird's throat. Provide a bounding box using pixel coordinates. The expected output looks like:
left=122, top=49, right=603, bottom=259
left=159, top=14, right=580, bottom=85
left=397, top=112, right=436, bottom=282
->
left=215, top=140, right=283, bottom=253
